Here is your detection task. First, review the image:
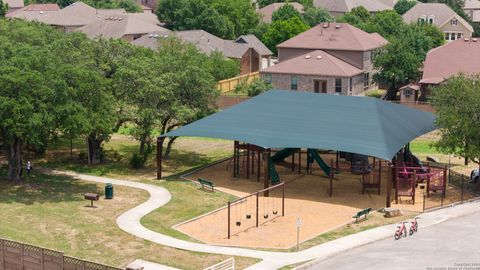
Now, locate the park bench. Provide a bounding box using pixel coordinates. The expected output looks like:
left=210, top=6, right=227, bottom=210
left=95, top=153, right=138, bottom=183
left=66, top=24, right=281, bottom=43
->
left=84, top=192, right=99, bottom=207
left=352, top=207, right=372, bottom=223
left=198, top=178, right=215, bottom=192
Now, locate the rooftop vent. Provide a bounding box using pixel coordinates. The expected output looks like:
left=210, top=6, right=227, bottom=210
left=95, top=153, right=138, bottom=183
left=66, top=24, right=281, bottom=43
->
left=154, top=34, right=159, bottom=38
left=473, top=38, right=478, bottom=42
left=148, top=34, right=154, bottom=38
left=323, top=22, right=329, bottom=28
left=305, top=55, right=311, bottom=59
left=39, top=11, right=44, bottom=14
left=464, top=38, right=470, bottom=42
left=316, top=55, right=322, bottom=60
left=335, top=24, right=340, bottom=29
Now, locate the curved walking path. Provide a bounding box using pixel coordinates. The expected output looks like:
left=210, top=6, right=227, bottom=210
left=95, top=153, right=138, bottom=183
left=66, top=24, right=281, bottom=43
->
left=50, top=170, right=480, bottom=270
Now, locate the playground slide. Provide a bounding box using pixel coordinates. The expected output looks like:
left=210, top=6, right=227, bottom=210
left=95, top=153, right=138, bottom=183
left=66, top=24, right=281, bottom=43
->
left=307, top=149, right=331, bottom=176
left=268, top=159, right=281, bottom=185
left=271, top=148, right=296, bottom=163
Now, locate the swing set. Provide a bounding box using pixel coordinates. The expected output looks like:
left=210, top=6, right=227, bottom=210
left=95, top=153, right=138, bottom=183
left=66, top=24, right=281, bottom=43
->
left=227, top=182, right=285, bottom=239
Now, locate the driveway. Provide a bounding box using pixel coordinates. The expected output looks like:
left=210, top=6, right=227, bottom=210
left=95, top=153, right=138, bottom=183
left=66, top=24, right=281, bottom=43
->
left=306, top=210, right=480, bottom=270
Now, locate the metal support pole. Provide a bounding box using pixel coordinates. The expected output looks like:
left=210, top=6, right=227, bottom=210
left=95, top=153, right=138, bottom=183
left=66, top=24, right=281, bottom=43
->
left=298, top=149, right=301, bottom=175
left=246, top=147, right=250, bottom=179
left=228, top=201, right=231, bottom=239
left=264, top=149, right=271, bottom=197
left=282, top=183, right=285, bottom=216
left=257, top=150, right=261, bottom=182
left=156, top=137, right=165, bottom=180
left=386, top=163, right=392, bottom=207
left=256, top=193, right=259, bottom=227
left=336, top=151, right=339, bottom=171
left=291, top=150, right=295, bottom=171
left=423, top=193, right=426, bottom=212
left=461, top=174, right=465, bottom=203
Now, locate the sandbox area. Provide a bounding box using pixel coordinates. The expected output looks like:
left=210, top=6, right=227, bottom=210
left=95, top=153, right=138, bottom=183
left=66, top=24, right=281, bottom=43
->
left=175, top=154, right=470, bottom=249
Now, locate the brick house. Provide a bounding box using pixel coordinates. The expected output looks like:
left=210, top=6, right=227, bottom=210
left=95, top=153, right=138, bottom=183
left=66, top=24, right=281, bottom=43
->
left=403, top=3, right=474, bottom=42
left=133, top=30, right=273, bottom=75
left=417, top=37, right=480, bottom=101
left=260, top=23, right=388, bottom=95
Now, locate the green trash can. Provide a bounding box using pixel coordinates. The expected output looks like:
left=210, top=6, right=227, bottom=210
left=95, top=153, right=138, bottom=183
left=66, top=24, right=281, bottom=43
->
left=105, top=183, right=113, bottom=199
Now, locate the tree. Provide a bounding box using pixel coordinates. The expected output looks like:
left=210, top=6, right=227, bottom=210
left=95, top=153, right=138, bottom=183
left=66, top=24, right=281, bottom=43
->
left=373, top=39, right=421, bottom=99
left=362, top=10, right=404, bottom=39
left=0, top=20, right=94, bottom=180
left=394, top=0, right=417, bottom=15
left=205, top=51, right=240, bottom=81
left=261, top=16, right=310, bottom=54
left=339, top=6, right=371, bottom=26
left=155, top=37, right=220, bottom=158
left=272, top=3, right=302, bottom=22
left=430, top=74, right=480, bottom=168
left=257, top=0, right=313, bottom=8
left=156, top=0, right=258, bottom=39
left=0, top=0, right=8, bottom=17
left=234, top=77, right=272, bottom=97
left=302, top=6, right=333, bottom=27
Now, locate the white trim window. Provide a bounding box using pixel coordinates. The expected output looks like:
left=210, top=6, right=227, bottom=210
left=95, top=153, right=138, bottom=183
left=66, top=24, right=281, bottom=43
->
left=444, top=32, right=463, bottom=41
left=428, top=15, right=435, bottom=24
left=451, top=18, right=458, bottom=25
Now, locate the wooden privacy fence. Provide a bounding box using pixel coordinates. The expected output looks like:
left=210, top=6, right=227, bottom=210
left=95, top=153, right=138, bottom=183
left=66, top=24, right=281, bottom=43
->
left=0, top=238, right=122, bottom=270
left=217, top=72, right=259, bottom=93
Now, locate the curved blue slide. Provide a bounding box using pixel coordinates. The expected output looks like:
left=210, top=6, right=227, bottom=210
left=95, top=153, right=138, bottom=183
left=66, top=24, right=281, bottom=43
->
left=307, top=149, right=331, bottom=176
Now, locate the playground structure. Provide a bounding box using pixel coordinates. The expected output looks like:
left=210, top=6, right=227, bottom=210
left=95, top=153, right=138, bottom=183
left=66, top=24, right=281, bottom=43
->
left=393, top=162, right=447, bottom=204
left=227, top=182, right=285, bottom=239
left=157, top=91, right=443, bottom=247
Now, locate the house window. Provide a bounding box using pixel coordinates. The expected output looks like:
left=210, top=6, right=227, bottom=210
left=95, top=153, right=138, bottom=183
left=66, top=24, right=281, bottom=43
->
left=363, top=73, right=370, bottom=88
left=428, top=15, right=435, bottom=24
left=451, top=18, right=458, bottom=25
left=445, top=33, right=450, bottom=40
left=457, top=33, right=462, bottom=39
left=419, top=16, right=426, bottom=24
left=335, top=78, right=342, bottom=94
left=291, top=76, right=298, bottom=90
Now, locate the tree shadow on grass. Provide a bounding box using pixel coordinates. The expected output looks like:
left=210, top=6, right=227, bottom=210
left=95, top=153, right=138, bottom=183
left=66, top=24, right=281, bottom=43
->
left=0, top=168, right=100, bottom=205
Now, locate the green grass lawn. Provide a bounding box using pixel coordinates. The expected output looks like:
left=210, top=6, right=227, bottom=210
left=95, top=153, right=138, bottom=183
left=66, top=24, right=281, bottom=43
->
left=141, top=179, right=237, bottom=241
left=0, top=169, right=258, bottom=269
left=35, top=135, right=232, bottom=180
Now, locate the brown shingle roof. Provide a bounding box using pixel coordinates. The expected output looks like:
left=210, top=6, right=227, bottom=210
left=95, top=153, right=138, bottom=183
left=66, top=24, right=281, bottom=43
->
left=403, top=3, right=474, bottom=32
left=6, top=4, right=60, bottom=23
left=77, top=13, right=168, bottom=39
left=132, top=30, right=272, bottom=58
left=277, top=23, right=388, bottom=51
left=48, top=2, right=125, bottom=27
left=313, top=0, right=391, bottom=13
left=261, top=50, right=363, bottom=77
left=258, top=2, right=304, bottom=23
left=420, top=38, right=480, bottom=84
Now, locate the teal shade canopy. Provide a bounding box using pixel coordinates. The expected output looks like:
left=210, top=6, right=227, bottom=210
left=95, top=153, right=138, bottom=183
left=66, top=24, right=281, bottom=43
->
left=161, top=90, right=436, bottom=160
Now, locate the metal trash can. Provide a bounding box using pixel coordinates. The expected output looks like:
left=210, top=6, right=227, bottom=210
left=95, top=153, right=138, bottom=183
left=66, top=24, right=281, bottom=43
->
left=105, top=183, right=113, bottom=199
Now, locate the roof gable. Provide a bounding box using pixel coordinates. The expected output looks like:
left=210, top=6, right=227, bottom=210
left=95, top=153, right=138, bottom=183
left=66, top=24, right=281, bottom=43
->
left=277, top=23, right=388, bottom=51
left=261, top=50, right=363, bottom=77
left=421, top=38, right=480, bottom=84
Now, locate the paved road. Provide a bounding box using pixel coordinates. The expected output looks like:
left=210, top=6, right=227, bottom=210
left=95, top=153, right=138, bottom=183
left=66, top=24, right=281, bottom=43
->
left=306, top=210, right=480, bottom=270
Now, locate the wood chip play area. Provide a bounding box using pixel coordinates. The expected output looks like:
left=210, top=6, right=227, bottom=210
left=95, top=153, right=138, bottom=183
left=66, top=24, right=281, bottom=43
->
left=173, top=152, right=470, bottom=249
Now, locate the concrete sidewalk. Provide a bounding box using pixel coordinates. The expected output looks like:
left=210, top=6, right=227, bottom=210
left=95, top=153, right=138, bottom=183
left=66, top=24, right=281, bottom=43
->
left=49, top=170, right=480, bottom=270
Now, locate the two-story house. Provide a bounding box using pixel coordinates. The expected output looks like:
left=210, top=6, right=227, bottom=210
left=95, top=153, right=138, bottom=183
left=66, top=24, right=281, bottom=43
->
left=403, top=3, right=474, bottom=42
left=313, top=0, right=392, bottom=17
left=259, top=23, right=388, bottom=95
left=464, top=0, right=480, bottom=23
left=133, top=30, right=273, bottom=75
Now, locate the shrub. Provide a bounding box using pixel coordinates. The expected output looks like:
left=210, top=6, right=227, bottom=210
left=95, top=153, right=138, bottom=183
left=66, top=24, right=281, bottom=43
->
left=78, top=151, right=88, bottom=161
left=129, top=153, right=145, bottom=169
